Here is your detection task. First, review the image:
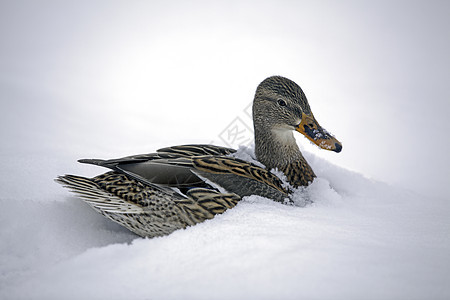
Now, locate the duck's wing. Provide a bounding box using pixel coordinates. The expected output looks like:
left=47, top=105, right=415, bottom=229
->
left=191, top=156, right=290, bottom=203
left=79, top=144, right=290, bottom=202
left=81, top=157, right=207, bottom=190
left=82, top=144, right=236, bottom=166
left=157, top=144, right=236, bottom=156
left=78, top=144, right=234, bottom=190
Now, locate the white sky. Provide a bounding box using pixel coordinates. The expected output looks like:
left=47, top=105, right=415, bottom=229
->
left=0, top=0, right=449, bottom=199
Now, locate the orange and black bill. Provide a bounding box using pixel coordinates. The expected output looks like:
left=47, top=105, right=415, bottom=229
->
left=296, top=113, right=342, bottom=153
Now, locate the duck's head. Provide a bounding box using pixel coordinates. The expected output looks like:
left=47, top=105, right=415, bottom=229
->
left=253, top=76, right=342, bottom=153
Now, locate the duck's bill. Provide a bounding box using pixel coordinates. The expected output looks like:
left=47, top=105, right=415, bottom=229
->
left=295, top=113, right=342, bottom=153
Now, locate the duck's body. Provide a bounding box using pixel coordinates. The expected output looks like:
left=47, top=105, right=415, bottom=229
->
left=57, top=76, right=342, bottom=238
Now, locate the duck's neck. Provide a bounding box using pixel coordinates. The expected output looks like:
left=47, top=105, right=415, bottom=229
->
left=254, top=127, right=316, bottom=187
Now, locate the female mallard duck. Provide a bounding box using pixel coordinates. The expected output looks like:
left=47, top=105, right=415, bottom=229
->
left=57, top=76, right=342, bottom=237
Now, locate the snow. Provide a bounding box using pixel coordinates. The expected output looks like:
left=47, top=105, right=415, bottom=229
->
left=1, top=148, right=449, bottom=300
left=1, top=1, right=450, bottom=299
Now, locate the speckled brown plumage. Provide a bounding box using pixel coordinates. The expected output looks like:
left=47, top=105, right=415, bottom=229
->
left=279, top=159, right=316, bottom=188
left=56, top=171, right=240, bottom=237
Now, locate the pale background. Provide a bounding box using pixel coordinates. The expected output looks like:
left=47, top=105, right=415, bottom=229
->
left=1, top=0, right=448, bottom=201
left=1, top=1, right=450, bottom=299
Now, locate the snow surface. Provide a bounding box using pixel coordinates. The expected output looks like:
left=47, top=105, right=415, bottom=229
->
left=1, top=1, right=450, bottom=299
left=1, top=147, right=449, bottom=300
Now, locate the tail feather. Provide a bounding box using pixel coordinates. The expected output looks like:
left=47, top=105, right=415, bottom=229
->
left=55, top=175, right=144, bottom=214
left=56, top=174, right=195, bottom=237
left=77, top=159, right=107, bottom=166
left=56, top=172, right=242, bottom=238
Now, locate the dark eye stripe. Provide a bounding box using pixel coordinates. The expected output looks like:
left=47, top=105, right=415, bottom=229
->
left=277, top=99, right=287, bottom=106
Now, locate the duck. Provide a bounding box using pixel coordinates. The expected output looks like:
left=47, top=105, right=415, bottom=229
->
left=56, top=76, right=342, bottom=238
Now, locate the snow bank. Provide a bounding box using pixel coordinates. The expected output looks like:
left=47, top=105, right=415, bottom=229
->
left=1, top=151, right=449, bottom=300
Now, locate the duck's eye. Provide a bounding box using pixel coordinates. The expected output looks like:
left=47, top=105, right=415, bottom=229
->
left=277, top=99, right=287, bottom=107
